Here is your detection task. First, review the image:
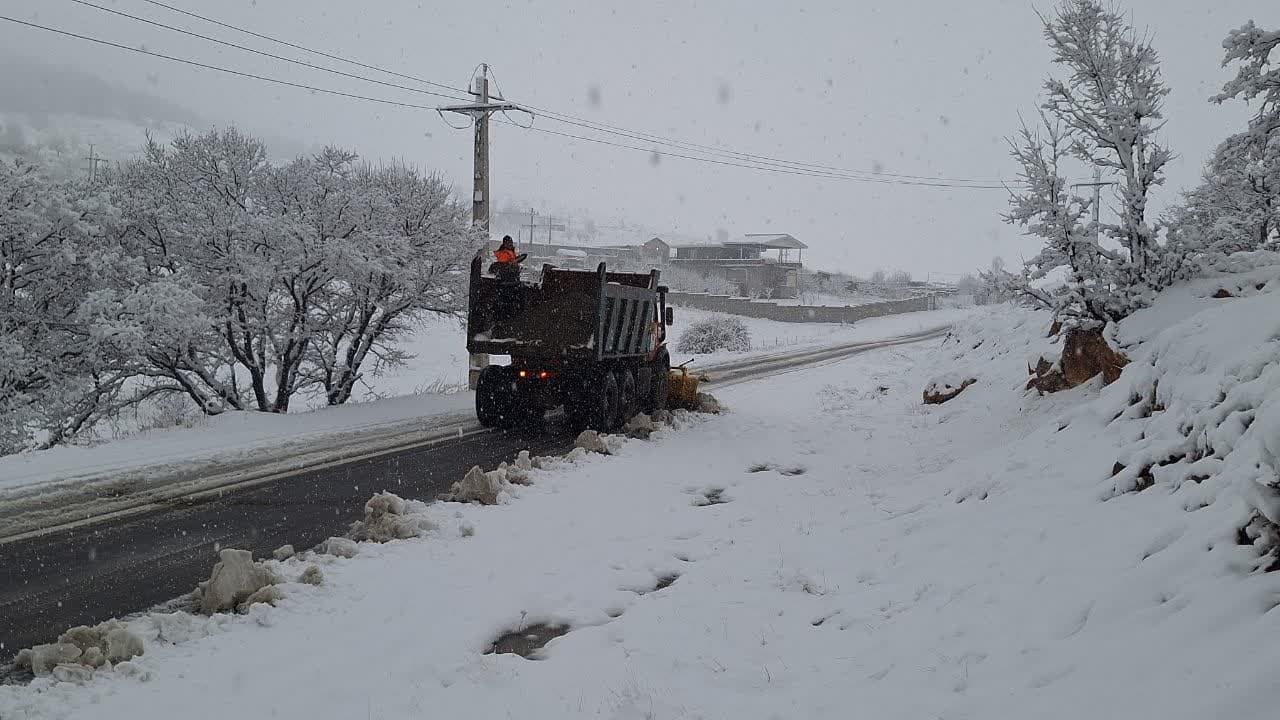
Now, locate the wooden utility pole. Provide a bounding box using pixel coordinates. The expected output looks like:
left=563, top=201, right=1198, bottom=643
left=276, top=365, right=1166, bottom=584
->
left=438, top=64, right=523, bottom=389
left=83, top=144, right=106, bottom=183
left=1072, top=167, right=1116, bottom=243
left=528, top=207, right=538, bottom=245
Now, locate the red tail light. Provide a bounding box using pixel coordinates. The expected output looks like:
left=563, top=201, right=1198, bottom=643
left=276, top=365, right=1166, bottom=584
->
left=538, top=371, right=550, bottom=380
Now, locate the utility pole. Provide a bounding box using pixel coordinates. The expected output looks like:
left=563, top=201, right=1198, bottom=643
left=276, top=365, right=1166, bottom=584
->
left=83, top=144, right=106, bottom=183
left=527, top=207, right=537, bottom=245
left=438, top=64, right=524, bottom=389
left=1072, top=167, right=1116, bottom=243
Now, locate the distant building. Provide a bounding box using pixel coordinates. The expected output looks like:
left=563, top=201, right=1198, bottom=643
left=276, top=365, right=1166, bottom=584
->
left=671, top=233, right=807, bottom=298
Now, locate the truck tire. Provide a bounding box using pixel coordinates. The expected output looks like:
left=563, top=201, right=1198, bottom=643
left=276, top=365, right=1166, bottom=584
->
left=646, top=353, right=670, bottom=414
left=587, top=371, right=621, bottom=432
left=476, top=366, right=512, bottom=428
left=618, top=368, right=637, bottom=427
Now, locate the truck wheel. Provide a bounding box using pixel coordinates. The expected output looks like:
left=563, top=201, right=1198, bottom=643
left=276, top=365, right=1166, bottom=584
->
left=587, top=371, right=621, bottom=432
left=476, top=366, right=511, bottom=428
left=618, top=369, right=637, bottom=427
left=647, top=354, right=670, bottom=414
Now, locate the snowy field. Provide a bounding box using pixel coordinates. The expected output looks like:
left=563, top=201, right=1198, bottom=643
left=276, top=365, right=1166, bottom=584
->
left=667, top=306, right=975, bottom=366
left=4, top=258, right=1278, bottom=718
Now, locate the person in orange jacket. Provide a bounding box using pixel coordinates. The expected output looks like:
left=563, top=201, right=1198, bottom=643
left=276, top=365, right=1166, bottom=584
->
left=494, top=235, right=519, bottom=265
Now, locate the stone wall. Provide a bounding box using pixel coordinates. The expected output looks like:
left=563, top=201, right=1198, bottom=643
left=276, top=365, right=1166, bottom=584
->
left=665, top=291, right=936, bottom=324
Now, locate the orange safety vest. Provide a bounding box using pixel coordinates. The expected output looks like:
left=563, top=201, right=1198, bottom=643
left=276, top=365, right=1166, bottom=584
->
left=495, top=247, right=517, bottom=264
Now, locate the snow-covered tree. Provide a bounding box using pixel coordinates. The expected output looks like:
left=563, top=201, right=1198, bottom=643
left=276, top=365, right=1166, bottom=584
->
left=1039, top=0, right=1173, bottom=311
left=0, top=156, right=132, bottom=450
left=308, top=161, right=479, bottom=406
left=1003, top=116, right=1126, bottom=324
left=1214, top=21, right=1280, bottom=138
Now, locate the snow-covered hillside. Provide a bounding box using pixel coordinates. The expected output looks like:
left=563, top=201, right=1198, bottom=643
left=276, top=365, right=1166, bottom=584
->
left=3, top=256, right=1277, bottom=719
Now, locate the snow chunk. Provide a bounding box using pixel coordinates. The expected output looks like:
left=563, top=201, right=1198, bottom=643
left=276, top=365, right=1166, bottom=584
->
left=348, top=491, right=434, bottom=542
left=694, top=392, right=723, bottom=414
left=449, top=465, right=504, bottom=504
left=623, top=413, right=657, bottom=439
left=27, top=644, right=81, bottom=676
left=575, top=430, right=611, bottom=454
left=52, top=663, right=93, bottom=684
left=198, top=548, right=278, bottom=614
left=272, top=544, right=296, bottom=560
left=240, top=585, right=285, bottom=611
left=319, top=536, right=360, bottom=559
left=515, top=450, right=533, bottom=471
left=299, top=565, right=324, bottom=586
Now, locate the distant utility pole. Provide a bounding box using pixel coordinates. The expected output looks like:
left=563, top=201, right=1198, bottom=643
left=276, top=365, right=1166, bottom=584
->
left=546, top=215, right=566, bottom=244
left=527, top=207, right=538, bottom=245
left=1072, top=167, right=1117, bottom=243
left=83, top=144, right=107, bottom=183
left=437, top=64, right=525, bottom=389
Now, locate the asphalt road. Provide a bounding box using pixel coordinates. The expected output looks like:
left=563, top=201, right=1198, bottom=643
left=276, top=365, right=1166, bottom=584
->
left=0, top=326, right=950, bottom=661
left=0, top=423, right=573, bottom=659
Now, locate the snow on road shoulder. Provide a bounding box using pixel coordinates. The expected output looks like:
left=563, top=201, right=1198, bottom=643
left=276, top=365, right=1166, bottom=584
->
left=669, top=306, right=977, bottom=366
left=6, top=299, right=1278, bottom=719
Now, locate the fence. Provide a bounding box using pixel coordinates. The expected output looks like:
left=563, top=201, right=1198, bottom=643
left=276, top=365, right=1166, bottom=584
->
left=665, top=291, right=937, bottom=324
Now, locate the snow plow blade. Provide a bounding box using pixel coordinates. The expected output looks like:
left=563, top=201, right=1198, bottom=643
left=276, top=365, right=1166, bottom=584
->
left=667, top=366, right=702, bottom=410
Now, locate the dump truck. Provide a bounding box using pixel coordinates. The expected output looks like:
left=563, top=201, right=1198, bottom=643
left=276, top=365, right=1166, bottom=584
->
left=466, top=257, right=674, bottom=431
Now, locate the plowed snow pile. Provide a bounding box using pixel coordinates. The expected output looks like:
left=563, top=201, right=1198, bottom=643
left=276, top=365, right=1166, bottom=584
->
left=3, top=257, right=1278, bottom=719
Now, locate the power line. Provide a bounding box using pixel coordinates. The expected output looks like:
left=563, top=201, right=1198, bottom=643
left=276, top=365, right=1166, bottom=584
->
left=0, top=14, right=441, bottom=111
left=495, top=119, right=1017, bottom=189
left=130, top=0, right=1028, bottom=187
left=66, top=0, right=470, bottom=103
left=137, top=0, right=471, bottom=98
left=1, top=14, right=1026, bottom=189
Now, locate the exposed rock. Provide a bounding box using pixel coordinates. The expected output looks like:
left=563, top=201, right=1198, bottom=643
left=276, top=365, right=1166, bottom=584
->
left=623, top=413, right=657, bottom=439
left=52, top=663, right=94, bottom=684
left=272, top=544, right=296, bottom=561
left=199, top=548, right=278, bottom=614
left=299, top=565, right=324, bottom=586
left=348, top=491, right=432, bottom=542
left=28, top=643, right=82, bottom=675
left=1027, top=326, right=1128, bottom=393
left=1212, top=288, right=1234, bottom=298
left=240, top=584, right=285, bottom=611
left=574, top=430, right=611, bottom=454
left=1047, top=319, right=1062, bottom=337
left=449, top=465, right=504, bottom=504
left=320, top=536, right=360, bottom=559
left=923, top=375, right=977, bottom=404
left=694, top=392, right=723, bottom=414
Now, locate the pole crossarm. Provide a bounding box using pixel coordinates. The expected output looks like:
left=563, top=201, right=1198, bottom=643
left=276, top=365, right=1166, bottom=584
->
left=437, top=101, right=521, bottom=116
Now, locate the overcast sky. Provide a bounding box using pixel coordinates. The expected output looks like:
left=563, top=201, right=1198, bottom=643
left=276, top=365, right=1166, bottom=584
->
left=1, top=0, right=1273, bottom=277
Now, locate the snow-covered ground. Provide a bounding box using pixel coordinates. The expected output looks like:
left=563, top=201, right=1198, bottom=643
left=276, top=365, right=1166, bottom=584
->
left=668, top=306, right=975, bottom=366
left=4, top=256, right=1278, bottom=718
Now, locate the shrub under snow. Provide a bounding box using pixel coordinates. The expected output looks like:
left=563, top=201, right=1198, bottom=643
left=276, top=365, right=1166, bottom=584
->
left=676, top=316, right=752, bottom=354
